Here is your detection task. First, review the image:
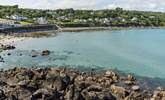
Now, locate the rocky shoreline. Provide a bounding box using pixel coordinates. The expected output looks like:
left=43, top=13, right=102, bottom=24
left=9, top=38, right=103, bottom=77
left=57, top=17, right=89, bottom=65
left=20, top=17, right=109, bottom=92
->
left=0, top=67, right=165, bottom=100
left=1, top=29, right=165, bottom=100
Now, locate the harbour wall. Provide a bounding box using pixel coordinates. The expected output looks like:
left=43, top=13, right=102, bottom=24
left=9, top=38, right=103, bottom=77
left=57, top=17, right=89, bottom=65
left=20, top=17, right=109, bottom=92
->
left=0, top=24, right=58, bottom=34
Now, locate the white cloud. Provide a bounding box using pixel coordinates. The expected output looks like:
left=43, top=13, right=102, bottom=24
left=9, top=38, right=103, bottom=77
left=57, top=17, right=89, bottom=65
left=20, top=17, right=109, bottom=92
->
left=0, top=0, right=165, bottom=12
left=105, top=0, right=165, bottom=12
left=0, top=0, right=103, bottom=9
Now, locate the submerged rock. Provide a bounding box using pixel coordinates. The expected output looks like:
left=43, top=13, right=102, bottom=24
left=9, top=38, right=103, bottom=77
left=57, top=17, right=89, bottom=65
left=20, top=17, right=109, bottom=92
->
left=0, top=44, right=15, bottom=50
left=7, top=53, right=11, bottom=56
left=41, top=50, right=50, bottom=56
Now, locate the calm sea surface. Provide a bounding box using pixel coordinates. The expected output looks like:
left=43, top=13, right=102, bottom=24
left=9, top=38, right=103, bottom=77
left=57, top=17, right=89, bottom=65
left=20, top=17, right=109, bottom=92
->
left=1, top=28, right=165, bottom=80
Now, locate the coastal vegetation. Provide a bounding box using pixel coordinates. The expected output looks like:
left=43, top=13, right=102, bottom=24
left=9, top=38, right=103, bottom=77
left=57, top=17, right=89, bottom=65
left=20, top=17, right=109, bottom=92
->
left=1, top=5, right=165, bottom=27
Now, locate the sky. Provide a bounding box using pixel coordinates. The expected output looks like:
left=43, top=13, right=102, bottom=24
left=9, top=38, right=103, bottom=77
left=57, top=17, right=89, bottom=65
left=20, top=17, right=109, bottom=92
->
left=0, top=0, right=165, bottom=12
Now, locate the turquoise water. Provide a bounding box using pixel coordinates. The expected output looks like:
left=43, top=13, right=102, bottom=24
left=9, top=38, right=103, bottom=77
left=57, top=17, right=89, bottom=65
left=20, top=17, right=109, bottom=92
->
left=1, top=28, right=165, bottom=79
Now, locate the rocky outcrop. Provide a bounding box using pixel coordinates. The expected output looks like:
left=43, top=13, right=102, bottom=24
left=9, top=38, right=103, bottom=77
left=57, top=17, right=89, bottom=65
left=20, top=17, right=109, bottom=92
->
left=0, top=44, right=15, bottom=50
left=0, top=67, right=164, bottom=100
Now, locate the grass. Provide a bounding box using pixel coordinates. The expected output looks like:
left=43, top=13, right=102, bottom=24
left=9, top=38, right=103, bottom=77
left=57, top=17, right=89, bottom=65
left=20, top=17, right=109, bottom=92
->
left=20, top=21, right=33, bottom=25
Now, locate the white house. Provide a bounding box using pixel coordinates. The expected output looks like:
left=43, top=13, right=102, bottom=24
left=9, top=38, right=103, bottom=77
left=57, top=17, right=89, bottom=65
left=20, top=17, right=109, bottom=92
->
left=56, top=16, right=68, bottom=20
left=36, top=17, right=48, bottom=24
left=131, top=17, right=138, bottom=21
left=10, top=15, right=28, bottom=21
left=0, top=18, right=21, bottom=28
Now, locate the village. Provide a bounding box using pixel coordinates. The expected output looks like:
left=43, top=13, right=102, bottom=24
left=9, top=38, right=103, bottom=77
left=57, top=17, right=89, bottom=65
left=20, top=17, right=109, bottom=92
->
left=0, top=5, right=164, bottom=29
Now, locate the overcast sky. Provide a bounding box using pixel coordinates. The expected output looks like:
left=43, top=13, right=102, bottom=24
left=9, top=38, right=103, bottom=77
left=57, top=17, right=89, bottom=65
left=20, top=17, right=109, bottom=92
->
left=1, top=0, right=165, bottom=12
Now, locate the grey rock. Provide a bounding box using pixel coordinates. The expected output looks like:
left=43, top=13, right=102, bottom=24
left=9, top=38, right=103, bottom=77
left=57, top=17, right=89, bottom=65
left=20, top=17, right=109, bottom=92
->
left=132, top=85, right=140, bottom=91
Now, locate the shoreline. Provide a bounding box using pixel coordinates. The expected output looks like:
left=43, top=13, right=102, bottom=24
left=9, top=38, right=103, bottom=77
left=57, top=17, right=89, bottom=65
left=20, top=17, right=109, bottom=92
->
left=0, top=67, right=164, bottom=99
left=60, top=26, right=165, bottom=32
left=0, top=35, right=26, bottom=45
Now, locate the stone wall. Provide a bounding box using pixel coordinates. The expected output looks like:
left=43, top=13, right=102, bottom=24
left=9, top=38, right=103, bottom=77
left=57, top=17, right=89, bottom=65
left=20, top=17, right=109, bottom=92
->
left=0, top=24, right=58, bottom=34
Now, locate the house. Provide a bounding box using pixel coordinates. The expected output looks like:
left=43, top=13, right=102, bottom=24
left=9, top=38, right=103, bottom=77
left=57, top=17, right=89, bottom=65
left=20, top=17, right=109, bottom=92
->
left=122, top=18, right=126, bottom=22
left=36, top=17, right=48, bottom=24
left=0, top=18, right=21, bottom=28
left=88, top=18, right=93, bottom=22
left=103, top=18, right=110, bottom=23
left=56, top=16, right=68, bottom=20
left=73, top=19, right=80, bottom=23
left=131, top=17, right=138, bottom=21
left=149, top=16, right=155, bottom=19
left=10, top=15, right=28, bottom=21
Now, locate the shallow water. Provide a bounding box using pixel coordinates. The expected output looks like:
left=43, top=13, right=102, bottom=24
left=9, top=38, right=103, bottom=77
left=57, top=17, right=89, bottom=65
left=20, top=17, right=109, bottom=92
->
left=1, top=28, right=165, bottom=80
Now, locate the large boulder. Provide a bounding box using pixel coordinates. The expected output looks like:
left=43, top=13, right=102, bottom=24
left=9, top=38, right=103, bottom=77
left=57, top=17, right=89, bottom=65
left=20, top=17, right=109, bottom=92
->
left=110, top=85, right=130, bottom=98
left=52, top=75, right=71, bottom=91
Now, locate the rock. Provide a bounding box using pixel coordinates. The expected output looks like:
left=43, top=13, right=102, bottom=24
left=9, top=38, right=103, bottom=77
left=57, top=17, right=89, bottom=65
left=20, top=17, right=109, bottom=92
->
left=41, top=50, right=50, bottom=56
left=32, top=54, right=38, bottom=57
left=31, top=51, right=38, bottom=58
left=132, top=85, right=140, bottom=91
left=0, top=80, right=7, bottom=86
left=111, top=85, right=129, bottom=98
left=0, top=57, right=4, bottom=63
left=127, top=74, right=135, bottom=81
left=126, top=91, right=143, bottom=99
left=26, top=80, right=39, bottom=92
left=52, top=75, right=70, bottom=91
left=156, top=87, right=164, bottom=91
left=124, top=80, right=135, bottom=85
left=75, top=81, right=90, bottom=91
left=87, top=85, right=102, bottom=92
left=6, top=88, right=32, bottom=100
left=104, top=70, right=119, bottom=81
left=105, top=70, right=115, bottom=77
left=7, top=53, right=11, bottom=56
left=0, top=89, right=6, bottom=100
left=7, top=80, right=17, bottom=88
left=124, top=74, right=135, bottom=85
left=61, top=75, right=71, bottom=90
left=152, top=88, right=165, bottom=100
left=0, top=67, right=164, bottom=99
left=16, top=73, right=29, bottom=81
left=31, top=88, right=51, bottom=99
left=0, top=44, right=15, bottom=50
left=81, top=89, right=116, bottom=100
left=64, top=85, right=74, bottom=100
left=51, top=90, right=64, bottom=100
left=22, top=70, right=35, bottom=80
left=18, top=80, right=29, bottom=86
